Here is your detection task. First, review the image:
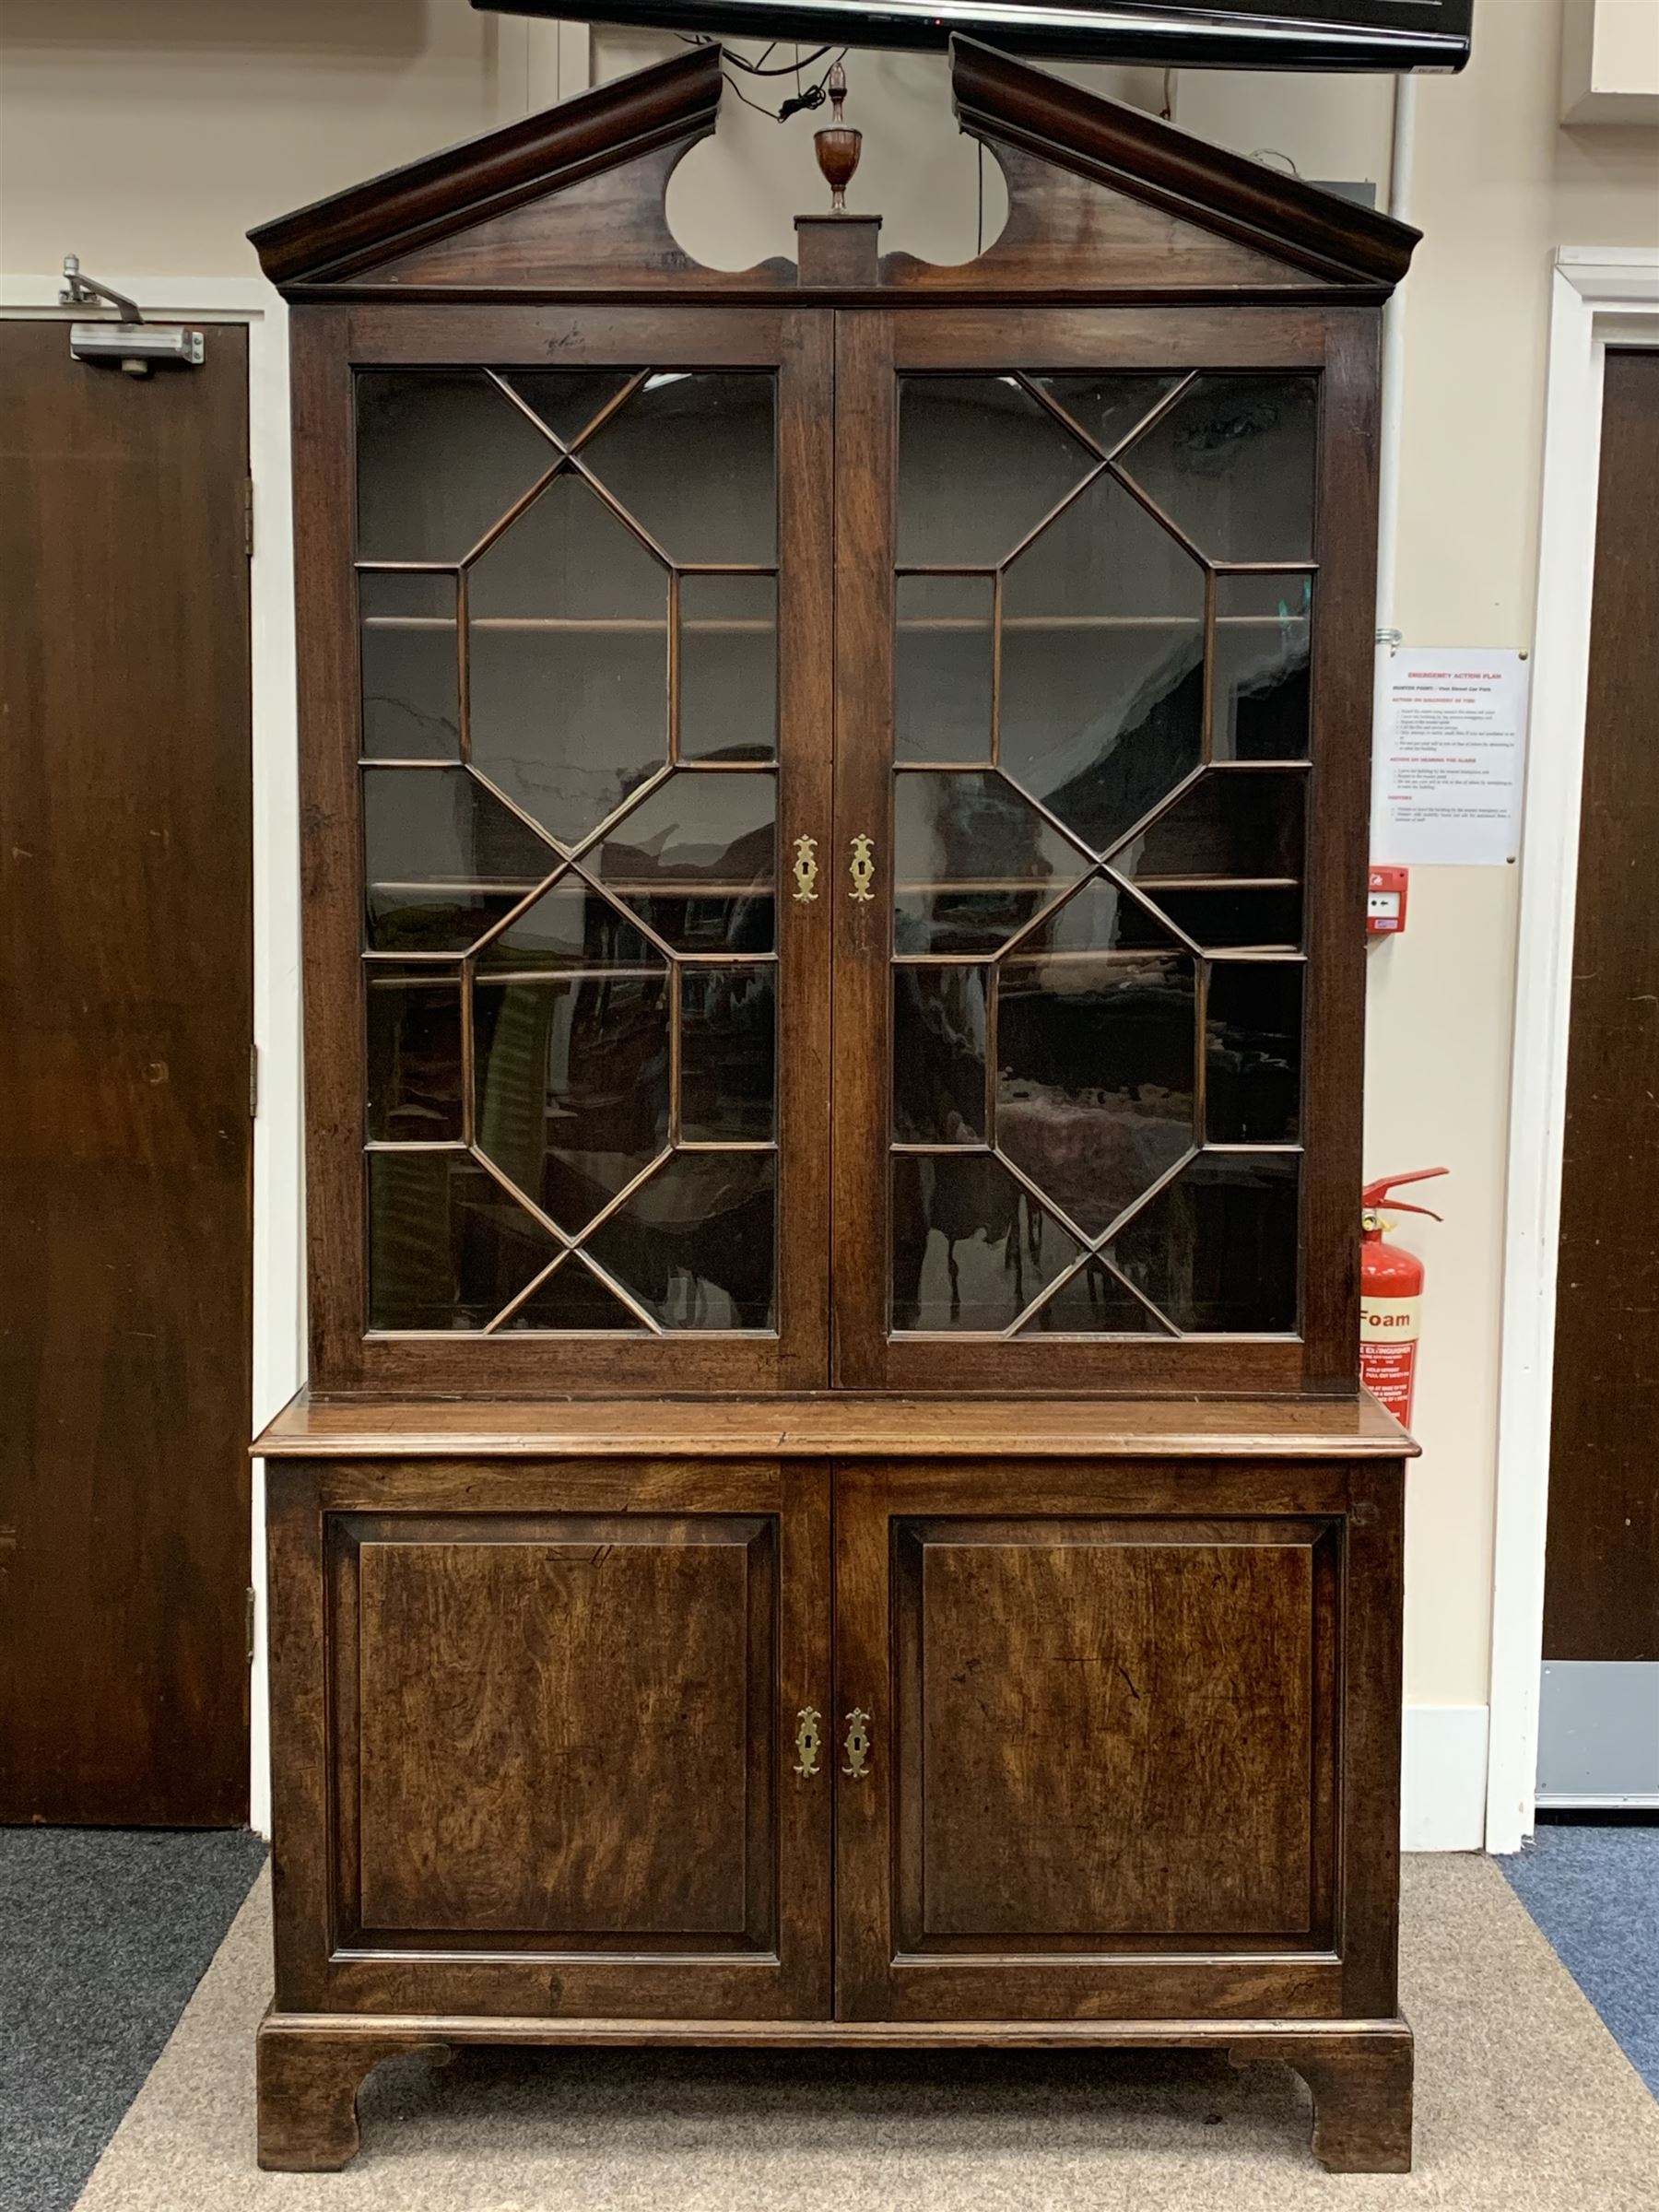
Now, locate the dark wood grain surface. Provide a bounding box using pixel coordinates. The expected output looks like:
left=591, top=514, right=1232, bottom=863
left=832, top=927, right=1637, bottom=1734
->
left=1546, top=347, right=1659, bottom=1664
left=0, top=321, right=253, bottom=1824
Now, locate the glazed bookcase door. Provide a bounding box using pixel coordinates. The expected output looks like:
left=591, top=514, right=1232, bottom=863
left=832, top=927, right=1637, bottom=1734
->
left=295, top=306, right=832, bottom=1393
left=831, top=310, right=1376, bottom=1394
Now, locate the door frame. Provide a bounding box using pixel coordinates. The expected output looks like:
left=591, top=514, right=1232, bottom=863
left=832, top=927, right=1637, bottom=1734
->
left=1487, top=248, right=1659, bottom=1851
left=0, top=273, right=303, bottom=1835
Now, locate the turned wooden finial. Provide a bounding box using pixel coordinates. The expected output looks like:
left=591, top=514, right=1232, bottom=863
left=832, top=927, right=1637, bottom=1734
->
left=814, top=63, right=862, bottom=215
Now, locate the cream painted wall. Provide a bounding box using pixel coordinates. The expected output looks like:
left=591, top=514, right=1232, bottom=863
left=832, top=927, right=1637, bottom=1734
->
left=3, top=0, right=1655, bottom=1734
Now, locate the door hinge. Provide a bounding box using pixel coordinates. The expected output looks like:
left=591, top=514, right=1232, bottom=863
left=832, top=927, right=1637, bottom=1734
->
left=246, top=1587, right=257, bottom=1668
left=243, top=477, right=254, bottom=558
left=249, top=1043, right=259, bottom=1119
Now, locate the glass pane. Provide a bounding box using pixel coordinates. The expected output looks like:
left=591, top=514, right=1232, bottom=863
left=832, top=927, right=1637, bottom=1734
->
left=587, top=1151, right=776, bottom=1328
left=896, top=575, right=993, bottom=764
left=1013, top=874, right=1184, bottom=958
left=1116, top=374, right=1319, bottom=563
left=1213, top=573, right=1313, bottom=761
left=594, top=770, right=776, bottom=954
left=680, top=575, right=776, bottom=764
left=895, top=771, right=1087, bottom=955
left=496, top=1250, right=650, bottom=1332
left=467, top=472, right=668, bottom=847
left=1106, top=1152, right=1300, bottom=1331
left=363, top=766, right=555, bottom=952
left=360, top=571, right=459, bottom=759
left=473, top=974, right=670, bottom=1236
left=366, top=970, right=463, bottom=1142
left=1001, top=473, right=1205, bottom=854
left=356, top=371, right=553, bottom=564
left=1019, top=1256, right=1166, bottom=1335
left=892, top=1153, right=1082, bottom=1332
left=1031, top=374, right=1182, bottom=459
left=1117, top=768, right=1306, bottom=878
left=996, top=956, right=1195, bottom=1239
left=1148, top=888, right=1303, bottom=951
left=897, top=377, right=1091, bottom=568
left=476, top=877, right=660, bottom=973
left=579, top=373, right=775, bottom=564
left=501, top=371, right=633, bottom=448
left=368, top=1151, right=554, bottom=1330
left=1206, top=963, right=1303, bottom=1144
left=893, top=967, right=988, bottom=1144
left=680, top=966, right=775, bottom=1142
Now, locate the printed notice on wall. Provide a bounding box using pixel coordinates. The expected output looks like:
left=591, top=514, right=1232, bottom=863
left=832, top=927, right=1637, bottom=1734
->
left=1372, top=649, right=1530, bottom=865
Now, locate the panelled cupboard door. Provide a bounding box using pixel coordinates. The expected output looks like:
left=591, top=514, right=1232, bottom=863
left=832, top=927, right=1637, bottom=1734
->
left=830, top=309, right=1378, bottom=1394
left=832, top=1461, right=1403, bottom=2023
left=267, top=1457, right=831, bottom=2018
left=294, top=305, right=833, bottom=1394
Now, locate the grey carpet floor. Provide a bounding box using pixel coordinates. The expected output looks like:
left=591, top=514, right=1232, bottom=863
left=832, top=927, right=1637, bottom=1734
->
left=70, top=1855, right=1659, bottom=2211
left=1500, top=1818, right=1659, bottom=2095
left=0, top=1828, right=266, bottom=2212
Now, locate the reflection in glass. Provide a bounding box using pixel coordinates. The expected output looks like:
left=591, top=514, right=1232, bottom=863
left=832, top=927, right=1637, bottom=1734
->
left=477, top=878, right=660, bottom=972
left=359, top=571, right=459, bottom=759
left=896, top=575, right=994, bottom=765
left=892, top=1153, right=1082, bottom=1331
left=1147, top=888, right=1303, bottom=950
left=1107, top=1152, right=1300, bottom=1331
left=897, top=377, right=1091, bottom=568
left=895, top=771, right=1085, bottom=955
left=502, top=371, right=633, bottom=448
left=474, top=974, right=670, bottom=1235
left=1015, top=875, right=1184, bottom=958
left=367, top=970, right=463, bottom=1142
left=680, top=967, right=775, bottom=1141
left=595, top=770, right=776, bottom=953
left=362, top=766, right=555, bottom=952
left=356, top=371, right=553, bottom=564
left=1031, top=373, right=1182, bottom=458
left=1020, top=1256, right=1165, bottom=1334
left=1116, top=373, right=1319, bottom=563
left=1206, top=964, right=1303, bottom=1144
left=996, top=957, right=1194, bottom=1238
left=587, top=1151, right=776, bottom=1328
left=1117, top=768, right=1306, bottom=879
left=368, top=1151, right=555, bottom=1330
left=680, top=574, right=777, bottom=764
left=467, top=472, right=669, bottom=846
left=579, top=373, right=776, bottom=565
left=893, top=967, right=988, bottom=1144
left=497, top=1251, right=649, bottom=1331
left=1001, top=473, right=1205, bottom=853
left=1213, top=573, right=1313, bottom=761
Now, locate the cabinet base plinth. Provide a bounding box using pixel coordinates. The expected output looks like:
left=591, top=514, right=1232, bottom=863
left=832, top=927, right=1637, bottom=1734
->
left=257, top=2008, right=1412, bottom=2173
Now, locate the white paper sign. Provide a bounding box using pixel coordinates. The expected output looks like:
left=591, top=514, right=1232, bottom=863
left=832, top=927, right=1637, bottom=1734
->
left=1372, top=649, right=1529, bottom=865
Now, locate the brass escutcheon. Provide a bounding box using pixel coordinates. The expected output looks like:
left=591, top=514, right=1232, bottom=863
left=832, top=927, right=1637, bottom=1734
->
left=848, top=834, right=876, bottom=903
left=842, top=1707, right=872, bottom=1780
left=793, top=1707, right=822, bottom=1778
left=792, top=834, right=819, bottom=904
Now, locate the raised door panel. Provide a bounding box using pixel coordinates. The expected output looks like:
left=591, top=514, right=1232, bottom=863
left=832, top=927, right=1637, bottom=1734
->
left=268, top=1456, right=830, bottom=2018
left=834, top=1461, right=1371, bottom=2022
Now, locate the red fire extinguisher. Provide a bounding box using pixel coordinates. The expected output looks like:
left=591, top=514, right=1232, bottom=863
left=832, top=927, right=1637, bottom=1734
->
left=1359, top=1168, right=1448, bottom=1427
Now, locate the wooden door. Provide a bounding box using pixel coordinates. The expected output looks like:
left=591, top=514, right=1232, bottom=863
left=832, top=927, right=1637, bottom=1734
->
left=830, top=308, right=1376, bottom=1396
left=1541, top=347, right=1659, bottom=1798
left=268, top=1456, right=831, bottom=2018
left=833, top=1460, right=1403, bottom=2022
left=0, top=321, right=253, bottom=1825
left=296, top=305, right=832, bottom=1396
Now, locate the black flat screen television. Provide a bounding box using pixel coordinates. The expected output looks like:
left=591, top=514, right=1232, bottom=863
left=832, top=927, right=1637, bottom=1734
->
left=473, top=0, right=1474, bottom=72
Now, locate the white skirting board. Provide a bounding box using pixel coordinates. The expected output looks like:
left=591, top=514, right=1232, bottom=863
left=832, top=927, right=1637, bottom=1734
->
left=1403, top=1703, right=1491, bottom=1852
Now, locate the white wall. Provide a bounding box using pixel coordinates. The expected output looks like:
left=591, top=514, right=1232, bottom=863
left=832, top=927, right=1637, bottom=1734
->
left=4, top=0, right=1657, bottom=1844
